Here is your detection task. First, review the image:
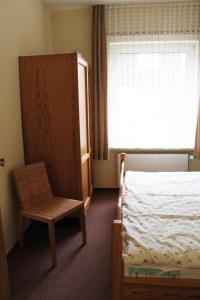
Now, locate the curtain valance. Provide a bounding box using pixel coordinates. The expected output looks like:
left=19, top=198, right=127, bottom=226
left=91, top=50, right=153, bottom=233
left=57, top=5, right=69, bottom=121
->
left=106, top=1, right=200, bottom=36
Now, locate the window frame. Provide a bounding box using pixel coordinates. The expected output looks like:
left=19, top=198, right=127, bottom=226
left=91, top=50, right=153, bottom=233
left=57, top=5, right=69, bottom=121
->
left=107, top=35, right=200, bottom=150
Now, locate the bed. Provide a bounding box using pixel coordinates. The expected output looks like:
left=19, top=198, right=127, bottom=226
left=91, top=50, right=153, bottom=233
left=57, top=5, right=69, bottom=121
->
left=112, top=153, right=200, bottom=300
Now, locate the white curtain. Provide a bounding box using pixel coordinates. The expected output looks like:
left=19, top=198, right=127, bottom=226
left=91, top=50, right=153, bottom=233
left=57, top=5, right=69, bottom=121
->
left=106, top=1, right=200, bottom=149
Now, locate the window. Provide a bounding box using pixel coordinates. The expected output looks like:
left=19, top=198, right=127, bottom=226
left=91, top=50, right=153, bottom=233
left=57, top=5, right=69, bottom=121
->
left=108, top=39, right=199, bottom=149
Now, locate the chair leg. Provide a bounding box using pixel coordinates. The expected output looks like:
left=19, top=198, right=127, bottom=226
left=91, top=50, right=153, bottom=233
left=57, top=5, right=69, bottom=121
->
left=18, top=214, right=24, bottom=247
left=79, top=207, right=87, bottom=245
left=48, top=221, right=57, bottom=267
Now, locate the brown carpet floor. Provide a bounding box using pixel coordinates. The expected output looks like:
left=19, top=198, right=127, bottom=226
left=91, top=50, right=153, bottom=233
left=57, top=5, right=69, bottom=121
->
left=8, top=188, right=118, bottom=300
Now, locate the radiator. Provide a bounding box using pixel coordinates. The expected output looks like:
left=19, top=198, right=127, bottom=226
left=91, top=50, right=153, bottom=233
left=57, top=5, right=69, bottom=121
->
left=118, top=153, right=189, bottom=184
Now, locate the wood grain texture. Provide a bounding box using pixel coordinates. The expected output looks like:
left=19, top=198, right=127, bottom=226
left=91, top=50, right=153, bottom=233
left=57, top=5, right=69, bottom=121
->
left=112, top=221, right=123, bottom=300
left=48, top=221, right=57, bottom=267
left=78, top=63, right=88, bottom=157
left=77, top=56, right=92, bottom=206
left=112, top=153, right=200, bottom=300
left=88, top=68, right=94, bottom=187
left=122, top=282, right=200, bottom=300
left=0, top=208, right=10, bottom=300
left=81, top=161, right=90, bottom=206
left=19, top=53, right=92, bottom=208
left=12, top=161, right=87, bottom=267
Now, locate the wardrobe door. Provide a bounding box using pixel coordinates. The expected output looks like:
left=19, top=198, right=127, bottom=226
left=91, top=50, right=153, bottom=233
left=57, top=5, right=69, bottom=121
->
left=77, top=58, right=91, bottom=210
left=19, top=54, right=81, bottom=199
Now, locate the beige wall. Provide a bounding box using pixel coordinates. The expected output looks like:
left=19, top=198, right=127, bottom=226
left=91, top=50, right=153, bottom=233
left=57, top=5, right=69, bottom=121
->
left=189, top=158, right=200, bottom=171
left=50, top=7, right=92, bottom=64
left=93, top=151, right=118, bottom=188
left=0, top=0, right=52, bottom=252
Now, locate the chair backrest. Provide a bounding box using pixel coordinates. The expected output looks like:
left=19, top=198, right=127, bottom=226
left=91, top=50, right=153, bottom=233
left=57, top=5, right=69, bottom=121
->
left=12, top=162, right=52, bottom=210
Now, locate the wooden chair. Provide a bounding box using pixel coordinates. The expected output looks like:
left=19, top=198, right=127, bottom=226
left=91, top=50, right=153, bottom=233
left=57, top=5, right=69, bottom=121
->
left=12, top=162, right=87, bottom=267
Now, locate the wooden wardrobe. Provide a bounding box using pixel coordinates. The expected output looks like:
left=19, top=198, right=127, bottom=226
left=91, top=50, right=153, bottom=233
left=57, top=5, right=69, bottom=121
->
left=19, top=53, right=92, bottom=211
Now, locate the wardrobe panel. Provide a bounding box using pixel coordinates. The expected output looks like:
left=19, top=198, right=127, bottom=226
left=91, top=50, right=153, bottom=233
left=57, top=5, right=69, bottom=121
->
left=81, top=160, right=91, bottom=210
left=78, top=62, right=89, bottom=157
left=19, top=54, right=86, bottom=201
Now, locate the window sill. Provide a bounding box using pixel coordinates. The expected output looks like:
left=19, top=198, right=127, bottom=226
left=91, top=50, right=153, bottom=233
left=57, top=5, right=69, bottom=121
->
left=109, top=148, right=194, bottom=155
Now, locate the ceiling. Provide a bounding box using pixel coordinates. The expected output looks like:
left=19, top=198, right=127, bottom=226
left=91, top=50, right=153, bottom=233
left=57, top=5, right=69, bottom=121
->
left=43, top=0, right=184, bottom=8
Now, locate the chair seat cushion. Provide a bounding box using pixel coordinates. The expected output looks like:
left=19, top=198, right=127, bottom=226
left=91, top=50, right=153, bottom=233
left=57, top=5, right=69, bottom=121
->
left=22, top=197, right=83, bottom=221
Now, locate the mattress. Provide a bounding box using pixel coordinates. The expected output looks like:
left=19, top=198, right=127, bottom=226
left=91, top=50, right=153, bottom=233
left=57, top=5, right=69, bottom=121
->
left=122, top=171, right=200, bottom=278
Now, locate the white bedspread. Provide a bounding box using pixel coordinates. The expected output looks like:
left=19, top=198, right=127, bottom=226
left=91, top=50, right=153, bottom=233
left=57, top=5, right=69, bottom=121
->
left=122, top=171, right=200, bottom=268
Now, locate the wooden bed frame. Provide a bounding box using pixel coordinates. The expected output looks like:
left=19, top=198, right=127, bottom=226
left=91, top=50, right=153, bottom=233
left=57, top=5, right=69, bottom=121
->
left=112, top=153, right=200, bottom=300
